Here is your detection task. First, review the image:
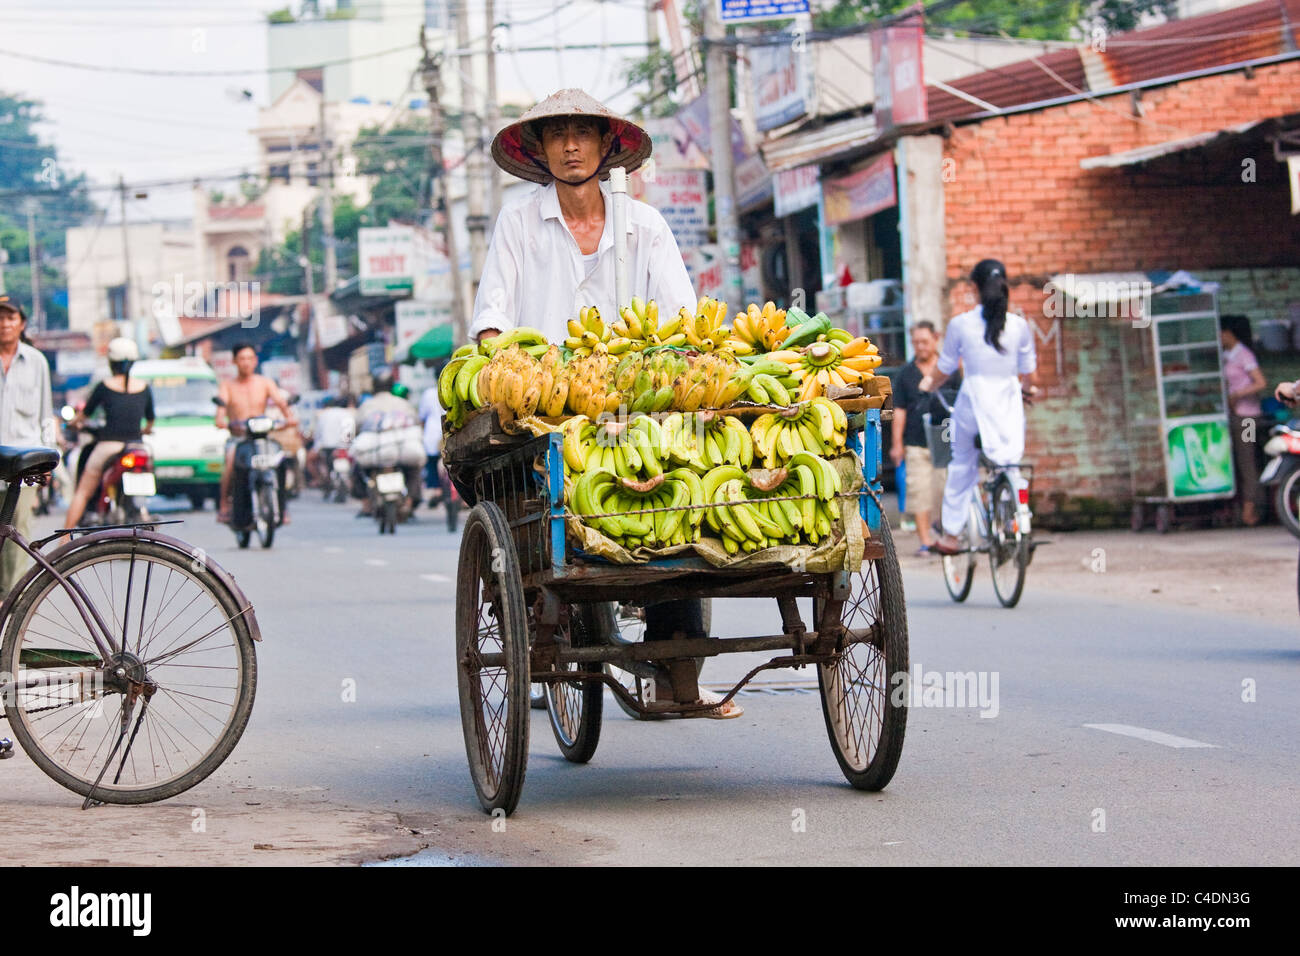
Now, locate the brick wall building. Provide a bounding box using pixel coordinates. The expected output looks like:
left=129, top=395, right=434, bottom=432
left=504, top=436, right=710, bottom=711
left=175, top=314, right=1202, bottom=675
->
left=938, top=57, right=1300, bottom=522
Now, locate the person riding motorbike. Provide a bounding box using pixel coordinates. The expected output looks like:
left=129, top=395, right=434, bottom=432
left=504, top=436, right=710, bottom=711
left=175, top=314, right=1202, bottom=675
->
left=63, top=337, right=155, bottom=529
left=352, top=376, right=423, bottom=517
left=471, top=88, right=740, bottom=718
left=214, top=342, right=297, bottom=524
left=308, top=395, right=356, bottom=487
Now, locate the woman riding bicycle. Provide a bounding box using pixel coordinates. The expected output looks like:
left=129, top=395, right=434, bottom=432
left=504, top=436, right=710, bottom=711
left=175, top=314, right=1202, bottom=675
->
left=63, top=337, right=155, bottom=529
left=920, top=259, right=1038, bottom=557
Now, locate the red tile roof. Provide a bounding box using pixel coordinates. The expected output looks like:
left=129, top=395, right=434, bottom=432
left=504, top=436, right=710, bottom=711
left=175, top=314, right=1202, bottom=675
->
left=208, top=203, right=266, bottom=221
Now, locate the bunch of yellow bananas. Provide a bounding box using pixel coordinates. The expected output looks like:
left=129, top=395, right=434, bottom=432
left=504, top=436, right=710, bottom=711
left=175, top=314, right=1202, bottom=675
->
left=763, top=337, right=883, bottom=401
left=681, top=296, right=750, bottom=356
left=474, top=344, right=552, bottom=418
left=564, top=306, right=617, bottom=357
left=610, top=297, right=688, bottom=351
left=731, top=301, right=791, bottom=353
left=438, top=327, right=550, bottom=427
left=750, top=398, right=849, bottom=467
left=661, top=411, right=754, bottom=473
left=564, top=351, right=622, bottom=419
left=560, top=414, right=669, bottom=480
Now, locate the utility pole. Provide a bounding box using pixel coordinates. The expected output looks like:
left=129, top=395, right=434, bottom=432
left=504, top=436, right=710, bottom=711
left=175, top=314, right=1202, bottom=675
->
left=646, top=0, right=661, bottom=103
left=421, top=26, right=468, bottom=347
left=318, top=89, right=337, bottom=294
left=456, top=0, right=489, bottom=303
left=704, top=2, right=742, bottom=305
left=485, top=0, right=502, bottom=221
left=24, top=199, right=41, bottom=332
left=116, top=179, right=134, bottom=335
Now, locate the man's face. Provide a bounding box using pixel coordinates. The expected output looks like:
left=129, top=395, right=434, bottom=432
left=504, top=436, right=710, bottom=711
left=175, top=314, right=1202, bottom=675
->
left=0, top=308, right=24, bottom=349
left=539, top=118, right=612, bottom=185
left=911, top=327, right=937, bottom=361
left=234, top=348, right=258, bottom=377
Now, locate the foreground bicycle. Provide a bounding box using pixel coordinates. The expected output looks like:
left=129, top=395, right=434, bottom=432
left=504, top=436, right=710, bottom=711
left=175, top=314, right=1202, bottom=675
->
left=0, top=445, right=259, bottom=807
left=940, top=451, right=1035, bottom=608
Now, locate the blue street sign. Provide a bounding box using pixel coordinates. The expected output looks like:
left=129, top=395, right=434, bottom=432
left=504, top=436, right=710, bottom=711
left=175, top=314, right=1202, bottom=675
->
left=720, top=0, right=809, bottom=24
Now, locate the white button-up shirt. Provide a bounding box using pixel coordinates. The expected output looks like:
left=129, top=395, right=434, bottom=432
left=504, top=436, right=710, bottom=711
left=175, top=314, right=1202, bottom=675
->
left=469, top=181, right=696, bottom=342
left=0, top=342, right=55, bottom=448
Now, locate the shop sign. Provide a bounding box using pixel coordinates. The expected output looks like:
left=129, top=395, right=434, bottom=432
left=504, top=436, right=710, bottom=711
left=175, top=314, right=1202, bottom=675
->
left=359, top=226, right=415, bottom=296
left=752, top=41, right=807, bottom=131
left=1164, top=420, right=1235, bottom=499
left=395, top=299, right=450, bottom=354
left=720, top=0, right=809, bottom=24
left=642, top=169, right=709, bottom=253
left=871, top=13, right=927, bottom=130
left=774, top=164, right=820, bottom=217
left=823, top=153, right=896, bottom=226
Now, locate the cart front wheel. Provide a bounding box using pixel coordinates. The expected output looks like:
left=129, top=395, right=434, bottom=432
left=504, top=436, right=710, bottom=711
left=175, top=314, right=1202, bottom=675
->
left=544, top=604, right=606, bottom=763
left=455, top=502, right=530, bottom=815
left=815, top=520, right=908, bottom=791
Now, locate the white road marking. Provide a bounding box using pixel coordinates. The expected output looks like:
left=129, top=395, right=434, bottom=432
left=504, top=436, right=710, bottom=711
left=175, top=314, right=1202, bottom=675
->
left=420, top=573, right=451, bottom=583
left=364, top=558, right=389, bottom=567
left=1084, top=723, right=1217, bottom=749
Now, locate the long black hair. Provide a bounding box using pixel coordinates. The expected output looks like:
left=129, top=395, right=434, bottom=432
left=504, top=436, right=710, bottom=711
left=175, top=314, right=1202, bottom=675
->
left=1220, top=314, right=1254, bottom=352
left=109, top=359, right=133, bottom=388
left=971, top=258, right=1009, bottom=353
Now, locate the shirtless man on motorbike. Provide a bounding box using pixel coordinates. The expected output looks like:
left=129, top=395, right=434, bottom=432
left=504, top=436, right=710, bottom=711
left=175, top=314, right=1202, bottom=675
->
left=214, top=342, right=297, bottom=524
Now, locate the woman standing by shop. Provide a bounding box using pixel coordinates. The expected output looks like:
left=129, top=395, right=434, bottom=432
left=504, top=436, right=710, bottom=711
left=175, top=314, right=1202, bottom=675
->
left=1220, top=314, right=1266, bottom=526
left=920, top=259, right=1038, bottom=556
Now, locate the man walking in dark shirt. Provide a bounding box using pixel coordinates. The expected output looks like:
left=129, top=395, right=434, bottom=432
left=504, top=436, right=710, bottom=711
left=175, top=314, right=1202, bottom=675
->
left=891, top=321, right=960, bottom=553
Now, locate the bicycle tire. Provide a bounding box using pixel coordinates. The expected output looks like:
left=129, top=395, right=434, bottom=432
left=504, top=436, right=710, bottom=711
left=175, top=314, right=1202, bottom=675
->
left=988, top=476, right=1027, bottom=608
left=941, top=501, right=978, bottom=603
left=0, top=538, right=257, bottom=804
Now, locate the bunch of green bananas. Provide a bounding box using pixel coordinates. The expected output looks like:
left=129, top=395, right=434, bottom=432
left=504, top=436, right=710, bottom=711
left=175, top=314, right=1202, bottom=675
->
left=570, top=466, right=706, bottom=549
left=662, top=411, right=753, bottom=473
left=750, top=398, right=849, bottom=467
left=438, top=328, right=549, bottom=427
left=561, top=415, right=667, bottom=480
left=612, top=349, right=689, bottom=413
left=701, top=453, right=843, bottom=554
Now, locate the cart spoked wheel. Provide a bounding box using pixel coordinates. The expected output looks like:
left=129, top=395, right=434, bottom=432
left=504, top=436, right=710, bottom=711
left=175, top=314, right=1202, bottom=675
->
left=815, top=520, right=908, bottom=791
left=456, top=502, right=530, bottom=815
left=941, top=502, right=977, bottom=603
left=989, top=476, right=1028, bottom=608
left=543, top=604, right=604, bottom=763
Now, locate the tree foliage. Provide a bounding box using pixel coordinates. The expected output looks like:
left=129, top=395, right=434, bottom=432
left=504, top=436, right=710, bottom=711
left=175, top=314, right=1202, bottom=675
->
left=0, top=92, right=99, bottom=328
left=815, top=0, right=1177, bottom=40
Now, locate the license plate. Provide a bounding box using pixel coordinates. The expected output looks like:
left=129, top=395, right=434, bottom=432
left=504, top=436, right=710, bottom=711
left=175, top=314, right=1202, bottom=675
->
left=1261, top=458, right=1282, bottom=483
left=155, top=465, right=194, bottom=478
left=333, top=458, right=351, bottom=473
left=121, top=472, right=156, bottom=497
left=250, top=454, right=277, bottom=470
left=375, top=472, right=406, bottom=495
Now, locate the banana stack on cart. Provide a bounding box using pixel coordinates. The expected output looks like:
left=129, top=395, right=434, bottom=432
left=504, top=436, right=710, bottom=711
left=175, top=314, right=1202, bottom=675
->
left=441, top=298, right=908, bottom=816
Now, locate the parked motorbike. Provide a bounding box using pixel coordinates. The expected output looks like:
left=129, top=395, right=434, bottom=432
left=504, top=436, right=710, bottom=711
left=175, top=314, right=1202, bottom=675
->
left=215, top=396, right=297, bottom=549
left=1263, top=417, right=1300, bottom=539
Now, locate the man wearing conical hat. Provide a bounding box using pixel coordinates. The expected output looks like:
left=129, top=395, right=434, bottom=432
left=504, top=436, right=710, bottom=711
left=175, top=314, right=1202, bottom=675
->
left=473, top=89, right=740, bottom=719
left=471, top=89, right=696, bottom=346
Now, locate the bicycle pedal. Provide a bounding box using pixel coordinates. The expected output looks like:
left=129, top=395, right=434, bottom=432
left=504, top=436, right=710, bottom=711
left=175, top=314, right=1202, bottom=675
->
left=0, top=738, right=14, bottom=759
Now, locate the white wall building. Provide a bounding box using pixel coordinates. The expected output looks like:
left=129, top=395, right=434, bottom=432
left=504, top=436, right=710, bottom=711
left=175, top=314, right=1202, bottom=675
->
left=65, top=221, right=200, bottom=336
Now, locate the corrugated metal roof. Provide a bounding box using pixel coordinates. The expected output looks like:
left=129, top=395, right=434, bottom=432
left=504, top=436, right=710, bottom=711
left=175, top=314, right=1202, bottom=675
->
left=1079, top=120, right=1260, bottom=168
left=928, top=0, right=1300, bottom=123
left=1100, top=0, right=1300, bottom=87
left=926, top=46, right=1088, bottom=122
left=761, top=115, right=879, bottom=174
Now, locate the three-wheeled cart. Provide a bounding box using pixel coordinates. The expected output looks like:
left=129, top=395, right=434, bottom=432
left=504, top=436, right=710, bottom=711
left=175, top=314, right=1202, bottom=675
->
left=443, top=396, right=908, bottom=816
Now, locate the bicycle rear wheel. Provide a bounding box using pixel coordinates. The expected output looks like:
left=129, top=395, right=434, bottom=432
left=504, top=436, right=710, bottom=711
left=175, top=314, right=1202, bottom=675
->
left=0, top=539, right=257, bottom=804
left=989, top=476, right=1028, bottom=608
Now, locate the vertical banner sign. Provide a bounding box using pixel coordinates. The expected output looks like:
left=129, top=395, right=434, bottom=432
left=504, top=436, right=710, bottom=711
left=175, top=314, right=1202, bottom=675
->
left=752, top=41, right=807, bottom=131
left=823, top=153, right=897, bottom=226
left=720, top=0, right=810, bottom=24
left=675, top=96, right=772, bottom=210
left=359, top=226, right=415, bottom=296
left=871, top=9, right=927, bottom=131
left=642, top=169, right=709, bottom=253
left=774, top=165, right=821, bottom=218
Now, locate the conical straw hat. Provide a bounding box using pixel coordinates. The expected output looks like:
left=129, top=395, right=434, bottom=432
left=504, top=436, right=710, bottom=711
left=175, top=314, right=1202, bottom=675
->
left=491, top=88, right=651, bottom=185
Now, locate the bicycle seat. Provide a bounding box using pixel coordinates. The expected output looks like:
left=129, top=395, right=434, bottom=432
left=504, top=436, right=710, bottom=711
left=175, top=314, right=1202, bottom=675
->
left=0, top=446, right=60, bottom=483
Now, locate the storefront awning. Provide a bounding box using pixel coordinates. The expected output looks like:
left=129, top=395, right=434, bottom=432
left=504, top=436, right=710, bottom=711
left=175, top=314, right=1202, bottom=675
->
left=405, top=323, right=454, bottom=362
left=1079, top=121, right=1258, bottom=169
